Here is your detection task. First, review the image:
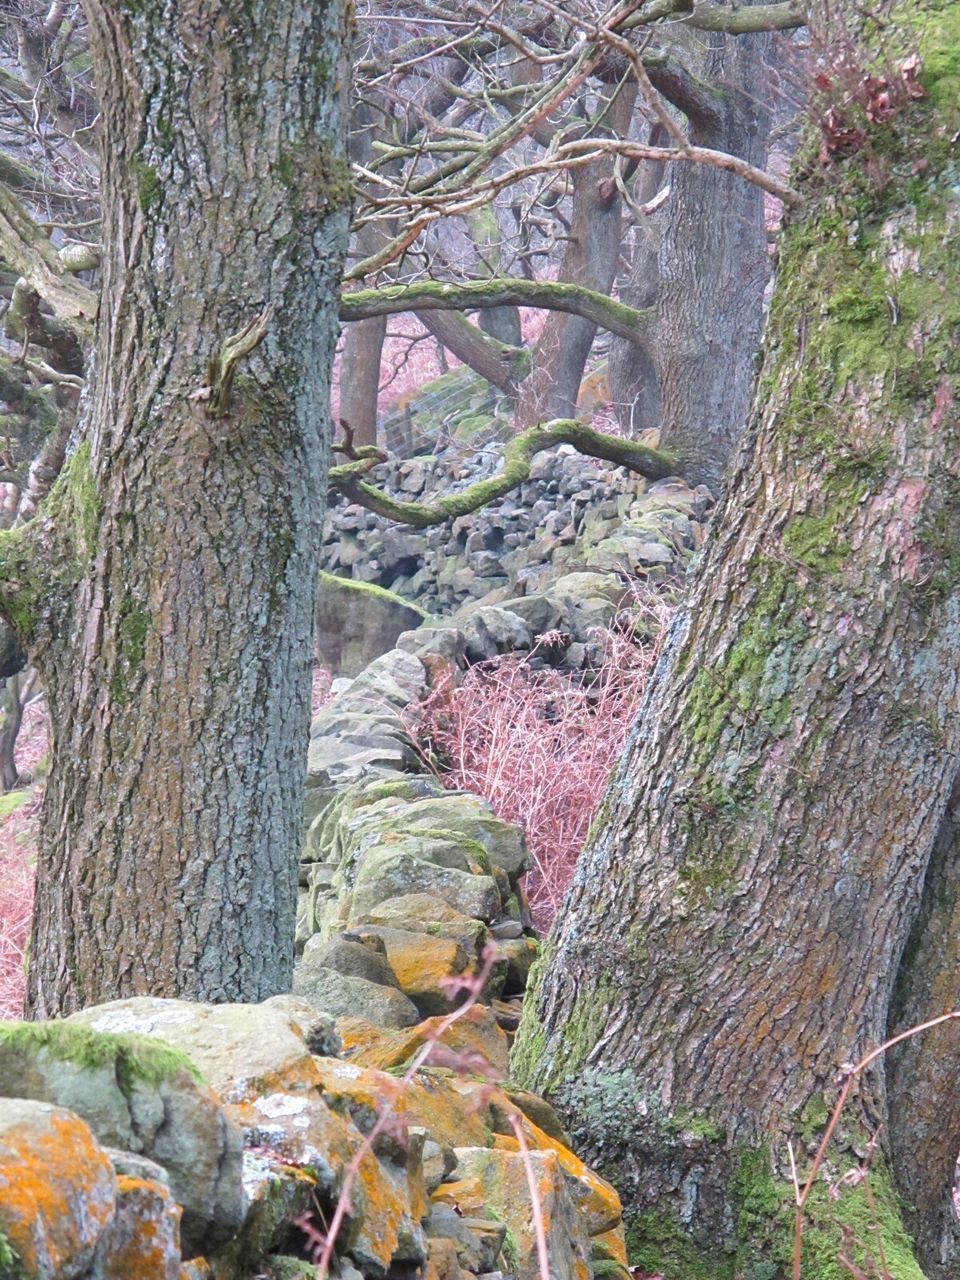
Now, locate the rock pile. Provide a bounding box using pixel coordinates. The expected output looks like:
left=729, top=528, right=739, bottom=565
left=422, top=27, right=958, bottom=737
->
left=0, top=994, right=625, bottom=1280
left=321, top=442, right=713, bottom=619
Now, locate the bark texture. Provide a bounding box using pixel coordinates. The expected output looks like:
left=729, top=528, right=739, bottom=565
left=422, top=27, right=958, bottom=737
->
left=18, top=0, right=351, bottom=1014
left=513, top=9, right=960, bottom=1275
left=887, top=776, right=960, bottom=1279
left=652, top=14, right=772, bottom=490
left=516, top=86, right=637, bottom=427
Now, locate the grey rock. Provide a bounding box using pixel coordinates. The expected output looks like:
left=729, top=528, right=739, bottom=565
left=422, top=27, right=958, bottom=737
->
left=304, top=932, right=400, bottom=989
left=350, top=846, right=502, bottom=922
left=292, top=964, right=420, bottom=1029
left=1, top=1018, right=245, bottom=1254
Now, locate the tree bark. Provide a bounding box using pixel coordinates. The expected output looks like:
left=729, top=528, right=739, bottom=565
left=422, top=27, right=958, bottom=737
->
left=16, top=0, right=351, bottom=1015
left=887, top=775, right=960, bottom=1279
left=516, top=86, right=637, bottom=427
left=513, top=9, right=960, bottom=1275
left=652, top=13, right=773, bottom=490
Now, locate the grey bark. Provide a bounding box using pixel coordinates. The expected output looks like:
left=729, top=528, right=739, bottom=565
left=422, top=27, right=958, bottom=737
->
left=514, top=21, right=960, bottom=1272
left=652, top=19, right=773, bottom=489
left=22, top=0, right=351, bottom=1015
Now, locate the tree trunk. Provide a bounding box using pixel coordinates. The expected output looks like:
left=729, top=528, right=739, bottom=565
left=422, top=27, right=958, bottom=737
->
left=887, top=775, right=960, bottom=1279
left=516, top=86, right=637, bottom=427
left=513, top=10, right=960, bottom=1275
left=652, top=18, right=773, bottom=491
left=17, top=0, right=351, bottom=1015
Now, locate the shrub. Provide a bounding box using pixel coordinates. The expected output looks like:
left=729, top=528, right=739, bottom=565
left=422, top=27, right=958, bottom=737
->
left=413, top=598, right=671, bottom=931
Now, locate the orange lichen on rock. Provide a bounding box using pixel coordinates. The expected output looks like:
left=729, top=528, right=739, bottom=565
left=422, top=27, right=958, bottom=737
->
left=448, top=1146, right=593, bottom=1280
left=0, top=1099, right=116, bottom=1278
left=590, top=1224, right=629, bottom=1265
left=97, top=1174, right=182, bottom=1280
left=513, top=1114, right=622, bottom=1234
left=338, top=1005, right=509, bottom=1076
left=312, top=1059, right=492, bottom=1150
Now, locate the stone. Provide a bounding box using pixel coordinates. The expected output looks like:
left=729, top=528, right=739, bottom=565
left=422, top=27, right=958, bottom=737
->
left=314, top=572, right=428, bottom=677
left=365, top=794, right=529, bottom=878
left=455, top=606, right=533, bottom=661
left=95, top=1175, right=182, bottom=1280
left=353, top=893, right=491, bottom=956
left=350, top=846, right=502, bottom=923
left=448, top=1147, right=593, bottom=1280
left=0, top=1098, right=116, bottom=1280
left=396, top=625, right=467, bottom=668
left=313, top=1058, right=492, bottom=1152
left=426, top=1203, right=506, bottom=1273
left=213, top=1153, right=316, bottom=1270
left=344, top=926, right=471, bottom=1016
left=0, top=1019, right=245, bottom=1255
left=500, top=1089, right=568, bottom=1145
left=307, top=932, right=401, bottom=989
left=424, top=1236, right=469, bottom=1280
left=338, top=1004, right=509, bottom=1078
left=292, top=965, right=420, bottom=1029
left=495, top=936, right=539, bottom=996
left=421, top=1138, right=458, bottom=1194
left=259, top=995, right=341, bottom=1057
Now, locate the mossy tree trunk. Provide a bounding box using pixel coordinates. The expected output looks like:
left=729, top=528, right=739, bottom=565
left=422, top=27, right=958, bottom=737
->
left=513, top=9, right=960, bottom=1276
left=5, top=0, right=351, bottom=1015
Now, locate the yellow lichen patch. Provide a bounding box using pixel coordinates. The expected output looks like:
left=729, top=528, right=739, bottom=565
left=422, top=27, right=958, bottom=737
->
left=450, top=1146, right=593, bottom=1280
left=178, top=1259, right=212, bottom=1278
left=341, top=1006, right=509, bottom=1077
left=515, top=1114, right=622, bottom=1234
left=376, top=932, right=472, bottom=1014
left=431, top=1176, right=487, bottom=1217
left=0, top=1101, right=115, bottom=1277
left=336, top=1016, right=386, bottom=1061
left=493, top=1134, right=520, bottom=1152
left=591, top=1224, right=628, bottom=1265
left=98, top=1174, right=182, bottom=1279
left=312, top=1059, right=492, bottom=1149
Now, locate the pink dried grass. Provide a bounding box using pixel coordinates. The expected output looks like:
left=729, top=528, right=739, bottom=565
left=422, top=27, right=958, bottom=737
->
left=0, top=802, right=37, bottom=1020
left=415, top=600, right=671, bottom=931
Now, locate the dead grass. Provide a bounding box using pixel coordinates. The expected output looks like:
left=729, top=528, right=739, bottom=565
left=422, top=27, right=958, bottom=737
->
left=413, top=599, right=672, bottom=931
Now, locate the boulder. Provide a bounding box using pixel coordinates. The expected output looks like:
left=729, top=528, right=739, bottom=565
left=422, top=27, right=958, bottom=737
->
left=0, top=1020, right=244, bottom=1255
left=350, top=846, right=502, bottom=923
left=292, top=963, right=420, bottom=1030
left=353, top=893, right=491, bottom=957
left=95, top=1174, right=182, bottom=1280
left=444, top=1147, right=593, bottom=1280
left=344, top=926, right=472, bottom=1017
left=457, top=607, right=532, bottom=662
left=338, top=1005, right=509, bottom=1078
left=307, top=933, right=401, bottom=990
left=0, top=1097, right=116, bottom=1280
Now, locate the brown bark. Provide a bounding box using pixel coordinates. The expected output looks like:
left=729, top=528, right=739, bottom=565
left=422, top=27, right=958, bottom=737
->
left=17, top=0, right=351, bottom=1015
left=887, top=777, right=960, bottom=1280
left=514, top=11, right=960, bottom=1273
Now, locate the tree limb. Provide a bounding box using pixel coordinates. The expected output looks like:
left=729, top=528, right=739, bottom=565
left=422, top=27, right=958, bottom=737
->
left=329, top=419, right=677, bottom=527
left=0, top=185, right=96, bottom=331
left=340, top=278, right=654, bottom=345
left=685, top=1, right=806, bottom=33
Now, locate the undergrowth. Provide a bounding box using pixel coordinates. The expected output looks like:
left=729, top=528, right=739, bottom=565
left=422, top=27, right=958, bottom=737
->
left=411, top=596, right=672, bottom=931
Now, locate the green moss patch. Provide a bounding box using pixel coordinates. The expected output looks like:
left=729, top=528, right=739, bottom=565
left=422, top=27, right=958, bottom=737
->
left=0, top=1022, right=203, bottom=1091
